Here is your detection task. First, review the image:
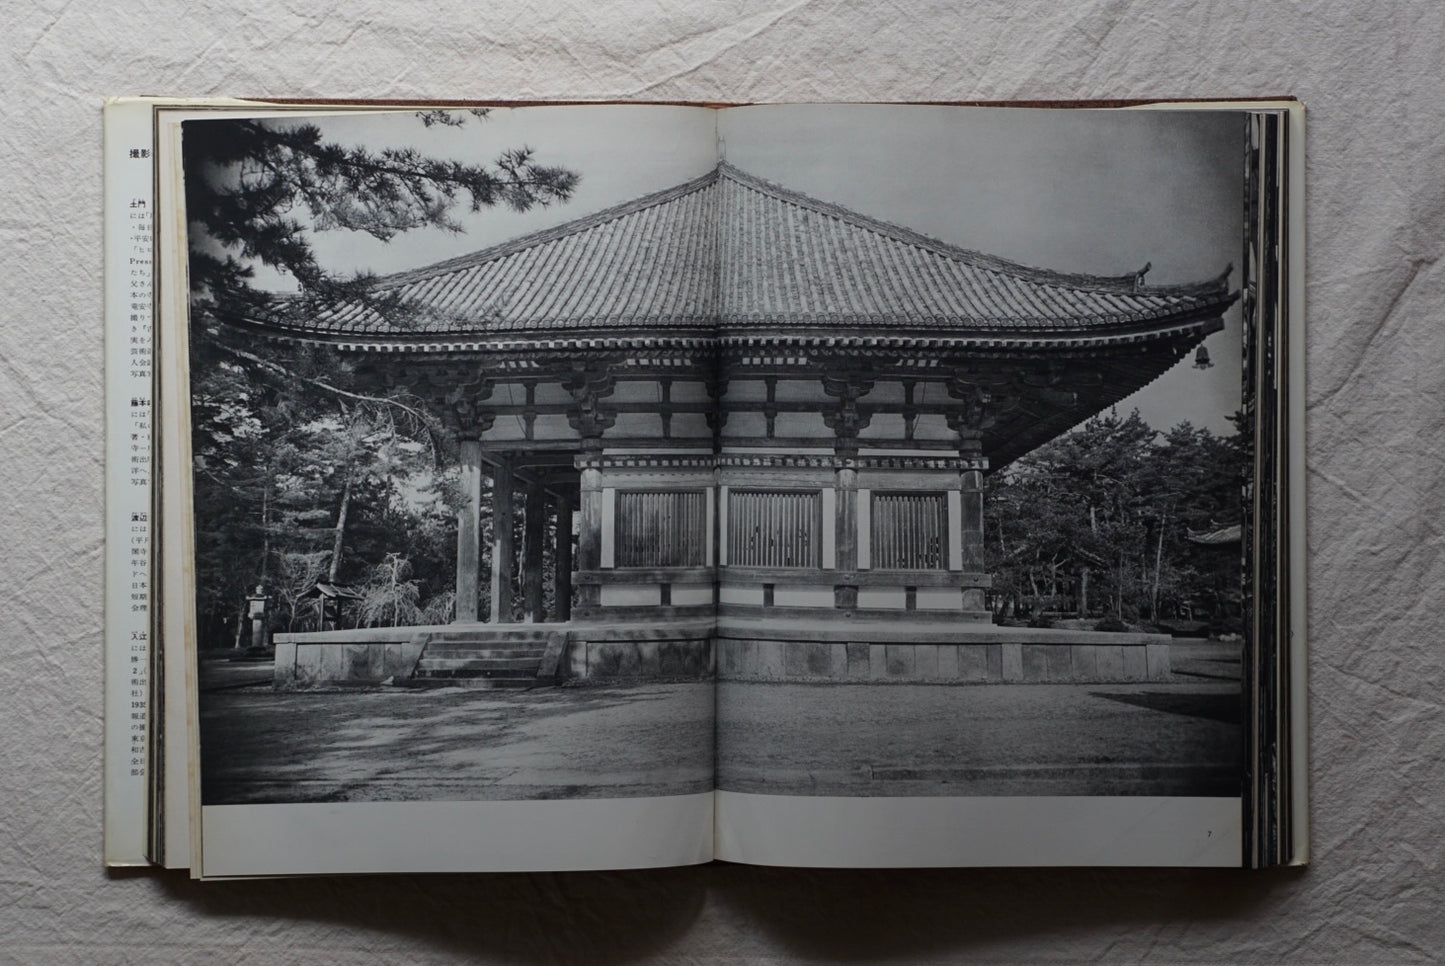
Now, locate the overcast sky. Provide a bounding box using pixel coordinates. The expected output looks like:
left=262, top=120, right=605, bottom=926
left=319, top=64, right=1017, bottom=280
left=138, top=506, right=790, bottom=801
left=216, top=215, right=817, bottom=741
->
left=194, top=103, right=1245, bottom=435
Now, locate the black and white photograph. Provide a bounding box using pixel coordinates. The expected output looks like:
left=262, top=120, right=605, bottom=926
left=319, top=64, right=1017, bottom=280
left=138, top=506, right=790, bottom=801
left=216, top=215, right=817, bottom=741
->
left=184, top=105, right=723, bottom=807
left=183, top=103, right=1248, bottom=812
left=710, top=105, right=1247, bottom=803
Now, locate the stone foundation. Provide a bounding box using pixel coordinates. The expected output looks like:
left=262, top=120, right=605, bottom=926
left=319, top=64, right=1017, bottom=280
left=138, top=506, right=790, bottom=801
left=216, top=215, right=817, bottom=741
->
left=274, top=621, right=714, bottom=688
left=563, top=636, right=714, bottom=681
left=274, top=630, right=427, bottom=689
left=275, top=619, right=1168, bottom=688
left=716, top=622, right=1171, bottom=684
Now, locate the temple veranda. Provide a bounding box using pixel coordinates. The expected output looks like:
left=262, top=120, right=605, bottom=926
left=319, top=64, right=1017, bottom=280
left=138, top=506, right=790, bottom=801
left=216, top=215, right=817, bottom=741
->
left=248, top=164, right=1236, bottom=688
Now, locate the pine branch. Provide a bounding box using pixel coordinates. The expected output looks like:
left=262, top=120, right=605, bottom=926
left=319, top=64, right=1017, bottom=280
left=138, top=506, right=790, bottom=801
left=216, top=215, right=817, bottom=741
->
left=183, top=115, right=579, bottom=310
left=210, top=340, right=445, bottom=462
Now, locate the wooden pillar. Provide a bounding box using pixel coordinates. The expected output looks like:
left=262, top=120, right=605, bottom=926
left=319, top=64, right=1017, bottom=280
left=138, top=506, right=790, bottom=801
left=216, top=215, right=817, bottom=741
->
left=455, top=439, right=483, bottom=622
left=575, top=446, right=603, bottom=613
left=522, top=484, right=546, bottom=623
left=554, top=491, right=573, bottom=622
left=834, top=455, right=859, bottom=609
left=490, top=458, right=516, bottom=624
left=957, top=429, right=989, bottom=617
left=957, top=429, right=987, bottom=572
left=960, top=467, right=986, bottom=572
left=821, top=362, right=872, bottom=612
left=836, top=465, right=858, bottom=569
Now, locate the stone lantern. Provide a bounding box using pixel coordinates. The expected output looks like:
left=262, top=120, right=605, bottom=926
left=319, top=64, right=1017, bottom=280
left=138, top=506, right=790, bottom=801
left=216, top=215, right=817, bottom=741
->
left=245, top=585, right=269, bottom=650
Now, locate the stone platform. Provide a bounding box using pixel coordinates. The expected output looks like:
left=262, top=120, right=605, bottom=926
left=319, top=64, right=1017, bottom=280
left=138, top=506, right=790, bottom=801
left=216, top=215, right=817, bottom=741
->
left=274, top=616, right=1170, bottom=688
left=273, top=620, right=715, bottom=689
left=714, top=617, right=1172, bottom=684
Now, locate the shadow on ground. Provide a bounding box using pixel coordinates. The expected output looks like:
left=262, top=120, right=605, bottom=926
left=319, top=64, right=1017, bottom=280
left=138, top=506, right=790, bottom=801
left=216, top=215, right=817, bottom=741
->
left=1090, top=689, right=1242, bottom=724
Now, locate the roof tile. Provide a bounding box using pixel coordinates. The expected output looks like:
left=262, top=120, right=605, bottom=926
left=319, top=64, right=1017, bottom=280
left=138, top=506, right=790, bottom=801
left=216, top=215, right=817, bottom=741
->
left=273, top=164, right=1232, bottom=339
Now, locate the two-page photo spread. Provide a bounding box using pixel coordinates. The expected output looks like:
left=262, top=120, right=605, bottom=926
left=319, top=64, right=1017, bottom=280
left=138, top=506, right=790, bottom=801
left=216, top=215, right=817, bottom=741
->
left=104, top=99, right=1304, bottom=876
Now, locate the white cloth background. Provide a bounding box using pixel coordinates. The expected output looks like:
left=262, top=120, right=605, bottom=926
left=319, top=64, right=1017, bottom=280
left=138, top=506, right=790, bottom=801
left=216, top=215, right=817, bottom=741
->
left=4, top=2, right=1441, bottom=961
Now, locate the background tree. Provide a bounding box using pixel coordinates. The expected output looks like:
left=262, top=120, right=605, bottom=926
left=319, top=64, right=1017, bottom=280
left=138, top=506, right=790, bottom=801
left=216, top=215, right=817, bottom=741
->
left=986, top=408, right=1246, bottom=627
left=356, top=553, right=424, bottom=629
left=274, top=551, right=331, bottom=632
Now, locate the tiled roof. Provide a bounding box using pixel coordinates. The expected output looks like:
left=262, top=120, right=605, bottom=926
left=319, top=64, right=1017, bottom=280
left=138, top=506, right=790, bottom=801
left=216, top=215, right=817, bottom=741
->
left=256, top=163, right=1234, bottom=341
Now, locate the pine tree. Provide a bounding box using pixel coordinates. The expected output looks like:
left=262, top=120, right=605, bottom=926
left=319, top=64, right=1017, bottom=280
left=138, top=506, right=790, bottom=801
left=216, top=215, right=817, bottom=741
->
left=182, top=111, right=579, bottom=321
left=986, top=409, right=1247, bottom=626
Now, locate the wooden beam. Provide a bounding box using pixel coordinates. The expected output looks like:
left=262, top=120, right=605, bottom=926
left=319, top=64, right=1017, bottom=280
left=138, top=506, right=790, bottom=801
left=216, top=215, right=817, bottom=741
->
left=477, top=451, right=573, bottom=503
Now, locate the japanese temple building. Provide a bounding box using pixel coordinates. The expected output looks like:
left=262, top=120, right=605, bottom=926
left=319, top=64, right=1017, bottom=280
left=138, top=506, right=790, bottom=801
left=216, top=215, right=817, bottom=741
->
left=261, top=163, right=1237, bottom=687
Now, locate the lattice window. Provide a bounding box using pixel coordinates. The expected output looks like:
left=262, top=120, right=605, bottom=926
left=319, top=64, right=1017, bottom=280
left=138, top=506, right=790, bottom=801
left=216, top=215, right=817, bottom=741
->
left=871, top=492, right=947, bottom=570
left=615, top=490, right=707, bottom=568
left=728, top=490, right=820, bottom=568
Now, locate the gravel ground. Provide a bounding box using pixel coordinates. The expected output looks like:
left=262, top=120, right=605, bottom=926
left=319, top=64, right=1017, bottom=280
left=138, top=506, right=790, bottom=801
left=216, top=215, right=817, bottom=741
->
left=199, top=641, right=1242, bottom=804
left=200, top=682, right=716, bottom=805
left=718, top=676, right=1242, bottom=797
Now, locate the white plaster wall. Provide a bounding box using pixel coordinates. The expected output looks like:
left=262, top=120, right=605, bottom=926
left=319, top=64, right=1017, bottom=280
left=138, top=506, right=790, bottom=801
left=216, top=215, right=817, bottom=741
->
left=4, top=2, right=1444, bottom=962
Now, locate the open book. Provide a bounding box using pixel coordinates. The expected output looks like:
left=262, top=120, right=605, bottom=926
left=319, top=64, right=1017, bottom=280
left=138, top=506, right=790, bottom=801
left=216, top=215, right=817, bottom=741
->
left=104, top=98, right=1305, bottom=878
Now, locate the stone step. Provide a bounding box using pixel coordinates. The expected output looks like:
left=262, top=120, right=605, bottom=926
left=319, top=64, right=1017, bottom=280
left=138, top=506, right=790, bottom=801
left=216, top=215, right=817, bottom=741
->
left=422, top=628, right=558, bottom=645
left=407, top=675, right=536, bottom=690
left=422, top=646, right=547, bottom=661
left=407, top=631, right=559, bottom=689
left=414, top=664, right=539, bottom=680
left=418, top=657, right=543, bottom=673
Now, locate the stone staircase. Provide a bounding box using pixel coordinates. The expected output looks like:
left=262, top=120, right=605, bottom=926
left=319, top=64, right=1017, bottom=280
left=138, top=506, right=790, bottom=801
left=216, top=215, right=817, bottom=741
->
left=410, top=628, right=562, bottom=689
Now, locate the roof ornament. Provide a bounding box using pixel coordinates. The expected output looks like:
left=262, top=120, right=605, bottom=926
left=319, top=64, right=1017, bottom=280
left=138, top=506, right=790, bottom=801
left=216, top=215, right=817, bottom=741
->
left=1132, top=262, right=1153, bottom=293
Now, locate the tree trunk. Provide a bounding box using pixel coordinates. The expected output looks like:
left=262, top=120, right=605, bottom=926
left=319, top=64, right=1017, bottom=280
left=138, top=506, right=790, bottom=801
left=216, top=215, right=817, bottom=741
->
left=259, top=464, right=271, bottom=582
left=232, top=597, right=247, bottom=649
left=244, top=465, right=273, bottom=652
left=1151, top=506, right=1168, bottom=621
left=329, top=471, right=353, bottom=583
left=328, top=400, right=359, bottom=584
left=1116, top=553, right=1125, bottom=619
left=391, top=554, right=400, bottom=627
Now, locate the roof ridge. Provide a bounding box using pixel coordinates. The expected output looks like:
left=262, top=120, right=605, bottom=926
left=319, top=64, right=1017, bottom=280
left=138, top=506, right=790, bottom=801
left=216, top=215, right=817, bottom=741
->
left=715, top=162, right=1228, bottom=298
left=376, top=166, right=723, bottom=288
left=244, top=161, right=1236, bottom=339
left=372, top=161, right=1228, bottom=300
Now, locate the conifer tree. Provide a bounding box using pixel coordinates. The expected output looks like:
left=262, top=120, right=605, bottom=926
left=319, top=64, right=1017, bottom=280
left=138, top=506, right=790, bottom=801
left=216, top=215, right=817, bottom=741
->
left=183, top=111, right=578, bottom=320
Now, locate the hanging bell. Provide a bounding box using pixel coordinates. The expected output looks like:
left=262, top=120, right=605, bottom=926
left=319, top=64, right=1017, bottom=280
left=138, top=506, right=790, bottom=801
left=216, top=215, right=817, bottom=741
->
left=1193, top=344, right=1213, bottom=370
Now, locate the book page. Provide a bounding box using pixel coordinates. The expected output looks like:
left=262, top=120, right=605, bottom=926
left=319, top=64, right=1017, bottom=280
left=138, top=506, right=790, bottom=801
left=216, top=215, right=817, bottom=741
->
left=710, top=103, right=1261, bottom=867
left=101, top=99, right=158, bottom=867
left=154, top=108, right=200, bottom=870
left=148, top=102, right=722, bottom=877
left=120, top=98, right=1299, bottom=874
